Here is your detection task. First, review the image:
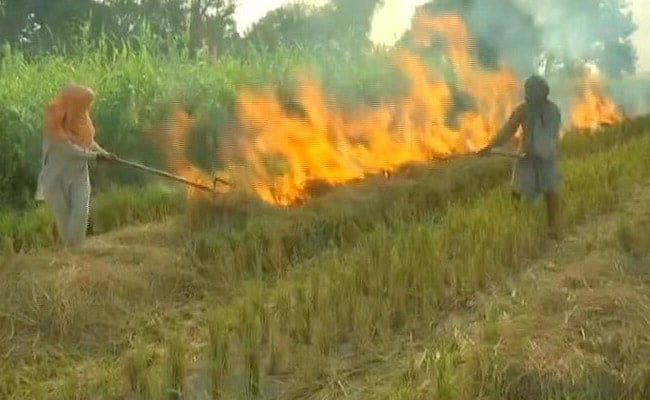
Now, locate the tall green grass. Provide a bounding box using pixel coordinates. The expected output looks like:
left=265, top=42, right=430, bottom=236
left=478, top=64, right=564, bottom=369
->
left=1, top=31, right=649, bottom=253
left=0, top=36, right=409, bottom=254
left=0, top=38, right=401, bottom=211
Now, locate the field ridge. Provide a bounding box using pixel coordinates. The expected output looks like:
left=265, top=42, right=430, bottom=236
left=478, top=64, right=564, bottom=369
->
left=301, top=178, right=650, bottom=399
left=2, top=120, right=650, bottom=399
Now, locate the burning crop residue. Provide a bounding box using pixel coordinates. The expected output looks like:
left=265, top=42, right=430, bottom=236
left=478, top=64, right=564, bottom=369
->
left=570, top=68, right=624, bottom=130
left=159, top=10, right=624, bottom=206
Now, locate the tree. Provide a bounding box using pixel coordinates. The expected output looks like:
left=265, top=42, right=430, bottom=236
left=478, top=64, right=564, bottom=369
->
left=187, top=0, right=238, bottom=58
left=243, top=3, right=330, bottom=49
left=330, top=0, right=383, bottom=48
left=243, top=0, right=382, bottom=51
left=0, top=0, right=238, bottom=59
left=0, top=0, right=111, bottom=51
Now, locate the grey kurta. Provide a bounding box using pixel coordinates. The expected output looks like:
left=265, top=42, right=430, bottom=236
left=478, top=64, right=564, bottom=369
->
left=35, top=137, right=107, bottom=247
left=489, top=99, right=562, bottom=199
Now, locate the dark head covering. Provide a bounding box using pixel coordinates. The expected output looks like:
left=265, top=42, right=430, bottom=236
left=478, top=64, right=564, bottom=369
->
left=524, top=75, right=550, bottom=106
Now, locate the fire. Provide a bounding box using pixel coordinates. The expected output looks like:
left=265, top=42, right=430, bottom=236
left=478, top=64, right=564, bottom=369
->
left=159, top=108, right=218, bottom=200
left=159, top=10, right=625, bottom=206
left=222, top=11, right=521, bottom=205
left=570, top=68, right=623, bottom=130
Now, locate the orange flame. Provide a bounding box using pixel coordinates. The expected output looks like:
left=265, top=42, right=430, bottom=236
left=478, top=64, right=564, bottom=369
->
left=159, top=108, right=220, bottom=200
left=159, top=10, right=625, bottom=206
left=222, top=12, right=521, bottom=205
left=570, top=68, right=623, bottom=130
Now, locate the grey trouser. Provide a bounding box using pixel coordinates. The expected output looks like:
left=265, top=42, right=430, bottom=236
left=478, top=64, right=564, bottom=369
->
left=43, top=168, right=91, bottom=247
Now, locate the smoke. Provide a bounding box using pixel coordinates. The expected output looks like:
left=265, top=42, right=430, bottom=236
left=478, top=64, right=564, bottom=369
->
left=514, top=0, right=649, bottom=116
left=370, top=0, right=649, bottom=116
left=235, top=0, right=650, bottom=116
left=517, top=0, right=596, bottom=61
left=448, top=0, right=542, bottom=77
left=607, top=72, right=650, bottom=116
left=630, top=0, right=650, bottom=70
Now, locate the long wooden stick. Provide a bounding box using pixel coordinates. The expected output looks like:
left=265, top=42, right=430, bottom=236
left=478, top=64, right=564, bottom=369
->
left=437, top=147, right=525, bottom=161
left=486, top=148, right=526, bottom=158
left=115, top=147, right=519, bottom=195
left=114, top=157, right=230, bottom=193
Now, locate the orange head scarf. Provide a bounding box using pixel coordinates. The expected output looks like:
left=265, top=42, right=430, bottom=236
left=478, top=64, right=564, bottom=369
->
left=44, top=83, right=96, bottom=149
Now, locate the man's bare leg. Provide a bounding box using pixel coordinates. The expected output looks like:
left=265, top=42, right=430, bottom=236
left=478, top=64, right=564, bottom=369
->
left=544, top=189, right=561, bottom=239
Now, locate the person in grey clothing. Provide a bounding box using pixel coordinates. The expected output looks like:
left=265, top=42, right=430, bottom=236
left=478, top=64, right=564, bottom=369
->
left=35, top=83, right=117, bottom=248
left=479, top=74, right=562, bottom=237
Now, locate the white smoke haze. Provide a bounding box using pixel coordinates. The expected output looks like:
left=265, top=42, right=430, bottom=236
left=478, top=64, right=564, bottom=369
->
left=629, top=0, right=650, bottom=71
left=234, top=0, right=649, bottom=71
left=233, top=0, right=650, bottom=116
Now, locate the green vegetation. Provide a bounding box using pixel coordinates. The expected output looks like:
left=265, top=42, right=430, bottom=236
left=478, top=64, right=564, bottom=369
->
left=2, top=117, right=650, bottom=399
left=0, top=183, right=183, bottom=253
left=0, top=38, right=405, bottom=212
left=1, top=0, right=645, bottom=213
left=0, top=38, right=409, bottom=256
left=2, top=37, right=648, bottom=255
left=3, top=1, right=650, bottom=399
